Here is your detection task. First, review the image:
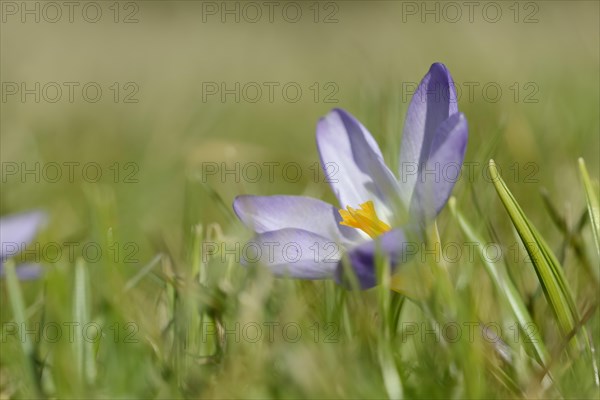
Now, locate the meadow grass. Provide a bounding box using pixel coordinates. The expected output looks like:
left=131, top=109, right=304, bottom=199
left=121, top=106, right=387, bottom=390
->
left=1, top=1, right=599, bottom=398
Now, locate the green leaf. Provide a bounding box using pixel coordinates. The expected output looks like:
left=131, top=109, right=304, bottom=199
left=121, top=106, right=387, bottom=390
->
left=488, top=160, right=580, bottom=349
left=449, top=197, right=550, bottom=366
left=3, top=260, right=42, bottom=397
left=73, top=258, right=97, bottom=386
left=578, top=158, right=600, bottom=257
left=123, top=253, right=163, bottom=292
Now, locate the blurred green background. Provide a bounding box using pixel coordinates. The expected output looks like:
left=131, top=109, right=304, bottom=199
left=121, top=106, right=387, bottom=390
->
left=2, top=1, right=598, bottom=237
left=1, top=1, right=599, bottom=398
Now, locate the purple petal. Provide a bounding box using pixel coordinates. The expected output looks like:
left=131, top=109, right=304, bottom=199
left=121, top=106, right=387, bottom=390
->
left=335, top=228, right=414, bottom=289
left=0, top=262, right=44, bottom=280
left=410, top=113, right=468, bottom=220
left=316, top=108, right=401, bottom=218
left=233, top=195, right=363, bottom=245
left=0, top=211, right=46, bottom=260
left=244, top=228, right=342, bottom=279
left=399, top=63, right=458, bottom=205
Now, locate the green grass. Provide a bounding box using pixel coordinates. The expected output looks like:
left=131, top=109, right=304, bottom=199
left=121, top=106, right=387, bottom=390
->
left=1, top=1, right=599, bottom=398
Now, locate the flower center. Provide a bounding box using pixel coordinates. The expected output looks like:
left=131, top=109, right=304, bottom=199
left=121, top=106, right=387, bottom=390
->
left=338, top=200, right=391, bottom=238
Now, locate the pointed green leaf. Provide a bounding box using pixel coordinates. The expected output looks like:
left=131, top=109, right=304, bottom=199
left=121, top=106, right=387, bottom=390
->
left=449, top=197, right=550, bottom=366
left=73, top=258, right=96, bottom=385
left=578, top=158, right=600, bottom=257
left=3, top=260, right=42, bottom=397
left=488, top=160, right=580, bottom=348
left=123, top=254, right=163, bottom=292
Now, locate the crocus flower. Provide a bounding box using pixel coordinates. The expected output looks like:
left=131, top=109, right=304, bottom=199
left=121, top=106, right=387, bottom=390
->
left=233, top=63, right=468, bottom=288
left=0, top=211, right=47, bottom=280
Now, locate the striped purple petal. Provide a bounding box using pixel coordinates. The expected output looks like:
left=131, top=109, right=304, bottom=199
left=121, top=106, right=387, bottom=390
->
left=233, top=195, right=363, bottom=246
left=399, top=63, right=459, bottom=207
left=0, top=262, right=43, bottom=280
left=244, top=228, right=342, bottom=279
left=0, top=211, right=46, bottom=260
left=410, top=112, right=468, bottom=220
left=316, top=108, right=401, bottom=219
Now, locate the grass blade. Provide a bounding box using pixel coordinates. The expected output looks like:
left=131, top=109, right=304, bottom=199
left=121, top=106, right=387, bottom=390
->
left=578, top=158, right=600, bottom=257
left=73, top=258, right=97, bottom=386
left=3, top=260, right=42, bottom=397
left=123, top=253, right=163, bottom=292
left=488, top=160, right=580, bottom=349
left=449, top=197, right=550, bottom=366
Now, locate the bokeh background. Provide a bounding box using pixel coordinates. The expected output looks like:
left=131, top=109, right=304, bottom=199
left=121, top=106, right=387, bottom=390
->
left=3, top=1, right=598, bottom=239
left=1, top=1, right=599, bottom=398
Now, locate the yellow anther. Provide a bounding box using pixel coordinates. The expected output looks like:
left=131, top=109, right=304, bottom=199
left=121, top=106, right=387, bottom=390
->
left=339, top=200, right=391, bottom=238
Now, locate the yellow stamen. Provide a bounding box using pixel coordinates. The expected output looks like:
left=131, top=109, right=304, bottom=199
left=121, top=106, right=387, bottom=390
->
left=338, top=201, right=391, bottom=238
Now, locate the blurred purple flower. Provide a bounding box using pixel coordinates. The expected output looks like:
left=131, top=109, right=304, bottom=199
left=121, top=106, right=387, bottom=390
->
left=0, top=211, right=47, bottom=280
left=233, top=63, right=468, bottom=288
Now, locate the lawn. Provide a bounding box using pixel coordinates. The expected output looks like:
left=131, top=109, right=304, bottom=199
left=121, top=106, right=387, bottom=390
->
left=1, top=1, right=599, bottom=398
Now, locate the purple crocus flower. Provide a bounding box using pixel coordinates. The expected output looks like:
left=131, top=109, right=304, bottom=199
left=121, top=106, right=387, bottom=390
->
left=0, top=211, right=47, bottom=280
left=233, top=63, right=468, bottom=289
